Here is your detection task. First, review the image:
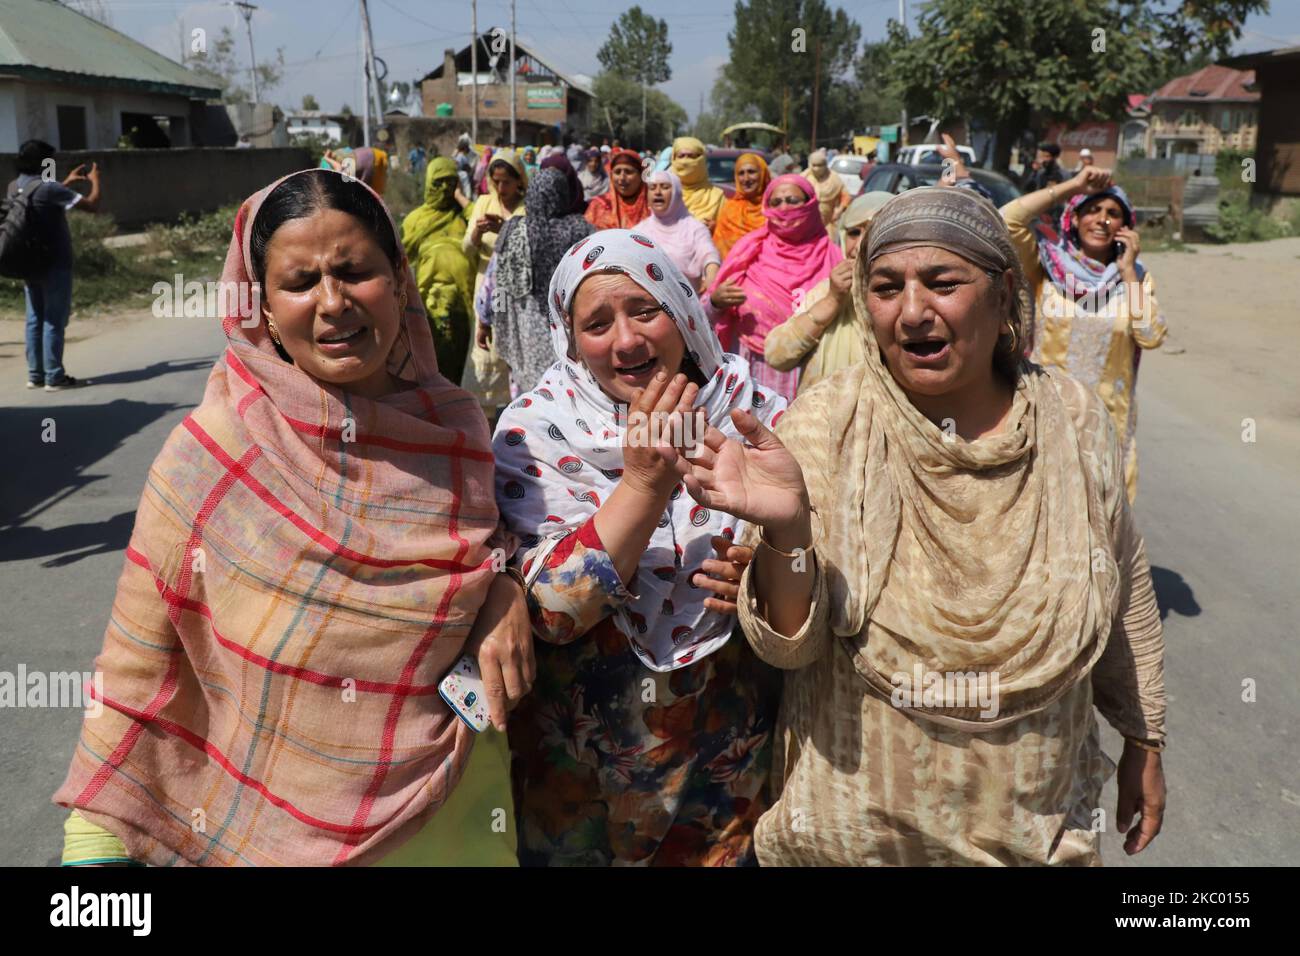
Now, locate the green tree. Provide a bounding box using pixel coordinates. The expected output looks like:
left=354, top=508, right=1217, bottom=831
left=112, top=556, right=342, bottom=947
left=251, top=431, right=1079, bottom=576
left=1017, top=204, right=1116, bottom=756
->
left=596, top=6, right=673, bottom=140
left=717, top=0, right=861, bottom=150
left=592, top=72, right=687, bottom=149
left=854, top=40, right=905, bottom=130
left=301, top=94, right=320, bottom=111
left=884, top=0, right=1268, bottom=171
left=187, top=25, right=285, bottom=105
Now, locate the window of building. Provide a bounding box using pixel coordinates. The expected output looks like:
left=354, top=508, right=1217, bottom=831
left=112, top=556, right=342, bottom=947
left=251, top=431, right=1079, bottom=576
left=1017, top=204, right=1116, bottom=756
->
left=56, top=105, right=87, bottom=150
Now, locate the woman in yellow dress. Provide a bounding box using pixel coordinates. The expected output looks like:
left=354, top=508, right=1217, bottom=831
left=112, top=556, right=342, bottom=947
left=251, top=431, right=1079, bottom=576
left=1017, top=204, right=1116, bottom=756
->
left=462, top=150, right=528, bottom=419
left=999, top=164, right=1167, bottom=502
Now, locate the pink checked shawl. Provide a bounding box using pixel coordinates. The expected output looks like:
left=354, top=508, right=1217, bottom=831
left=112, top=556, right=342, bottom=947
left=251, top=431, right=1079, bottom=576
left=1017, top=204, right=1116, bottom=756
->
left=53, top=170, right=505, bottom=866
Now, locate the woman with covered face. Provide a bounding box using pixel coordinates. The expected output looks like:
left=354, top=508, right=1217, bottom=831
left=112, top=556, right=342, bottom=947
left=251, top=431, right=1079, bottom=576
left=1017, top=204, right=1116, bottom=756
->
left=664, top=187, right=1167, bottom=866
left=1001, top=165, right=1167, bottom=503
left=762, top=191, right=892, bottom=394
left=401, top=156, right=475, bottom=383
left=55, top=169, right=530, bottom=866
left=705, top=174, right=842, bottom=399
left=671, top=136, right=726, bottom=233
left=493, top=229, right=785, bottom=866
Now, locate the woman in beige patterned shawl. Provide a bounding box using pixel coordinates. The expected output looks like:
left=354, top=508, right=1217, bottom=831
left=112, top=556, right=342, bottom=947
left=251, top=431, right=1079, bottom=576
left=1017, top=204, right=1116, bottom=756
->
left=657, top=186, right=1167, bottom=866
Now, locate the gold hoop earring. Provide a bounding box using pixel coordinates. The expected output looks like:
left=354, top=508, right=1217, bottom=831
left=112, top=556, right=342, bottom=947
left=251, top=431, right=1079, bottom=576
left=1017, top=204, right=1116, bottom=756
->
left=266, top=319, right=282, bottom=346
left=1001, top=323, right=1019, bottom=355
left=399, top=291, right=408, bottom=313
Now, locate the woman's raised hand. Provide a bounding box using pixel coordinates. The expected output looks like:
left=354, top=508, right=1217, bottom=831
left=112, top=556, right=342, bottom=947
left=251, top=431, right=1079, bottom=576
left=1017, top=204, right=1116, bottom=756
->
left=1069, top=165, right=1113, bottom=197
left=622, top=371, right=702, bottom=499
left=658, top=407, right=810, bottom=534
left=936, top=133, right=970, bottom=184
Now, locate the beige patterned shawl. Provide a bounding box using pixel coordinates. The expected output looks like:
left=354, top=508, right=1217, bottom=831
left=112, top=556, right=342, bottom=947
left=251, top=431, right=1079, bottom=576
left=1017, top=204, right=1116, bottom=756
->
left=824, top=187, right=1121, bottom=729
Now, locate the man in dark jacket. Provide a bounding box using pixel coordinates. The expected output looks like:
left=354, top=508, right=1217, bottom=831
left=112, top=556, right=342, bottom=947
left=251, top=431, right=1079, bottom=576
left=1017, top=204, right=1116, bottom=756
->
left=10, top=140, right=102, bottom=390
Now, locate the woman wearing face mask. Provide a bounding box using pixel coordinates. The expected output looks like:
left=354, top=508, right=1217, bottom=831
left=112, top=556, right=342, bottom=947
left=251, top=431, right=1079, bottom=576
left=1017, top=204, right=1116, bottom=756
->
left=662, top=186, right=1167, bottom=866
left=705, top=175, right=842, bottom=399
left=55, top=169, right=531, bottom=867
left=401, top=157, right=475, bottom=382
left=763, top=191, right=892, bottom=394
left=493, top=230, right=785, bottom=866
left=671, top=136, right=726, bottom=233
left=711, top=152, right=771, bottom=260
left=584, top=148, right=651, bottom=231
left=1002, top=165, right=1167, bottom=504
left=632, top=170, right=722, bottom=295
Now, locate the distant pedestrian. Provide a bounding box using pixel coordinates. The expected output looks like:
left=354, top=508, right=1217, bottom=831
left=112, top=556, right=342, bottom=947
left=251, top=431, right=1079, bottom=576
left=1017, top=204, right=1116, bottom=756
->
left=1074, top=147, right=1095, bottom=173
left=9, top=140, right=101, bottom=390
left=1023, top=141, right=1066, bottom=193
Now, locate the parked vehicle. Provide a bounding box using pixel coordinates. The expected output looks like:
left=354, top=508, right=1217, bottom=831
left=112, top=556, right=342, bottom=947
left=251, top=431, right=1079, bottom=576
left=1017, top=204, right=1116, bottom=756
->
left=894, top=144, right=978, bottom=166
left=831, top=154, right=874, bottom=196
left=706, top=147, right=773, bottom=198
left=859, top=163, right=1023, bottom=208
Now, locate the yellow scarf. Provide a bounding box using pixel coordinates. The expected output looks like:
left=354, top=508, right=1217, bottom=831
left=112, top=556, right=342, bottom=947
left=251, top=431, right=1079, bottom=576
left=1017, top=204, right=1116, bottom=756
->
left=672, top=136, right=725, bottom=227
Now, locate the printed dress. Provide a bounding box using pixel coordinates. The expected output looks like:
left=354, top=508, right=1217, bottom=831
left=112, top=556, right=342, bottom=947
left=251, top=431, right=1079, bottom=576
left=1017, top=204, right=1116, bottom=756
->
left=508, top=519, right=782, bottom=866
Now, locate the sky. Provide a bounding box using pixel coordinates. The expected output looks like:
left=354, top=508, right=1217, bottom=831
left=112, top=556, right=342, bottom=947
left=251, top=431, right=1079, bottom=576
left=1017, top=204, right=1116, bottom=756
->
left=84, top=0, right=1300, bottom=122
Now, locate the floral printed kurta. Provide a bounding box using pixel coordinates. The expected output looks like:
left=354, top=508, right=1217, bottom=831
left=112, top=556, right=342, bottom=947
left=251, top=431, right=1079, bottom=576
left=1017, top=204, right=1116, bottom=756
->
left=508, top=519, right=782, bottom=866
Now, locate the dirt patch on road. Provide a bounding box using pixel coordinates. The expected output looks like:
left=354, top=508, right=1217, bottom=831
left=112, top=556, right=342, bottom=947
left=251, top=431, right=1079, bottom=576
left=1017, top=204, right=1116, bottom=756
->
left=1140, top=237, right=1300, bottom=471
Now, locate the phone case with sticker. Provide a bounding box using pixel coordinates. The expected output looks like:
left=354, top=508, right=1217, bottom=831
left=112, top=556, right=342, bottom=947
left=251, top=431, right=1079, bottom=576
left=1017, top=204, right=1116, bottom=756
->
left=439, top=654, right=490, bottom=733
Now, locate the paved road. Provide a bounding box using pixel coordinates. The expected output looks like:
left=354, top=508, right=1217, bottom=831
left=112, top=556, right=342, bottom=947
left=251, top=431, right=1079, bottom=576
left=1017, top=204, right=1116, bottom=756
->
left=0, top=301, right=1296, bottom=867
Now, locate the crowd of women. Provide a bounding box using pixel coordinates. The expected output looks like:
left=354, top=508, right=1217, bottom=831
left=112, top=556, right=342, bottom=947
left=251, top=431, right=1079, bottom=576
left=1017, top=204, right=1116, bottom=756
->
left=52, top=129, right=1168, bottom=867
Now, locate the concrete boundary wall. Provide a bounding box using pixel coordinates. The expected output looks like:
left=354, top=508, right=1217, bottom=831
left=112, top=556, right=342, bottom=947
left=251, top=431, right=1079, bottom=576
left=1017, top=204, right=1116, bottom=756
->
left=0, top=147, right=313, bottom=228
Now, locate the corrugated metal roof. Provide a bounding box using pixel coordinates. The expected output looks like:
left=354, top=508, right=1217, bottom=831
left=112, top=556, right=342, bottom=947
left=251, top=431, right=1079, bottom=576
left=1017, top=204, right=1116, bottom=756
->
left=1153, top=64, right=1259, bottom=103
left=0, top=0, right=220, bottom=98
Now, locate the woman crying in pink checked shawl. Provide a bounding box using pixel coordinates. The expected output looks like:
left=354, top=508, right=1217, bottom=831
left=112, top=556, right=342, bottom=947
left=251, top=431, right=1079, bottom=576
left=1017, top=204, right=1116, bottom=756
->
left=493, top=229, right=786, bottom=865
left=54, top=169, right=530, bottom=867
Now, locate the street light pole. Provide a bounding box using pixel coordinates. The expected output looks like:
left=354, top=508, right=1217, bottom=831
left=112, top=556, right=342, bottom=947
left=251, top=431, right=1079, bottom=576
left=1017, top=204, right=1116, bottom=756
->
left=471, top=0, right=479, bottom=145
left=899, top=0, right=908, bottom=147
left=509, top=0, right=517, bottom=144
left=229, top=2, right=259, bottom=103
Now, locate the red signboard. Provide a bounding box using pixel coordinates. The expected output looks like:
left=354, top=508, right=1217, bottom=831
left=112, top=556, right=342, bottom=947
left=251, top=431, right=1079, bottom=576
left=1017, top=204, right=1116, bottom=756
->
left=1047, top=121, right=1119, bottom=151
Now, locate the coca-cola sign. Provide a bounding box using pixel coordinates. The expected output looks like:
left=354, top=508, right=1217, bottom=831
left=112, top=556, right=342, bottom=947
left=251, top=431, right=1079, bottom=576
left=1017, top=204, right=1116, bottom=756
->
left=1049, top=122, right=1119, bottom=151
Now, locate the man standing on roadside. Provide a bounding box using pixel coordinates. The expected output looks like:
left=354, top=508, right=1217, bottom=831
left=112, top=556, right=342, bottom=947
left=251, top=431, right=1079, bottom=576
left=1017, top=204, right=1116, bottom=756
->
left=9, top=140, right=102, bottom=391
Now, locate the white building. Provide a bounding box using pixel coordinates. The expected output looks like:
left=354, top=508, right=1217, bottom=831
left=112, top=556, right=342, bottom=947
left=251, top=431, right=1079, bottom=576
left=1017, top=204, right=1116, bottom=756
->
left=0, top=0, right=220, bottom=151
left=285, top=111, right=347, bottom=143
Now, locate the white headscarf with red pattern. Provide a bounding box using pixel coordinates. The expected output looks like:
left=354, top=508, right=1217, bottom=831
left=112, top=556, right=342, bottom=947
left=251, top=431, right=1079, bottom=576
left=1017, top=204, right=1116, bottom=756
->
left=492, top=229, right=786, bottom=671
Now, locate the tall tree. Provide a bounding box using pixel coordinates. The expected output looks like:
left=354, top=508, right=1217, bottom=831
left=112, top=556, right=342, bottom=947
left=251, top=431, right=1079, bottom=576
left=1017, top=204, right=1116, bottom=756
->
left=854, top=40, right=905, bottom=130
left=596, top=6, right=673, bottom=140
left=187, top=25, right=285, bottom=105
left=718, top=0, right=860, bottom=151
left=301, top=94, right=320, bottom=111
left=884, top=0, right=1269, bottom=170
left=593, top=71, right=687, bottom=149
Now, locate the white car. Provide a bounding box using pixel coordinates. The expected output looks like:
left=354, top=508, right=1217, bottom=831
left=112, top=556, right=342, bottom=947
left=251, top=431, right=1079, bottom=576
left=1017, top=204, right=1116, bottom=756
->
left=830, top=155, right=872, bottom=195
left=894, top=144, right=977, bottom=166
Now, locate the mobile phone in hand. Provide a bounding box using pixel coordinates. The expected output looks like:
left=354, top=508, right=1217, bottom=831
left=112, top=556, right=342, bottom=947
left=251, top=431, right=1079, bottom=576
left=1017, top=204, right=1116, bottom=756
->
left=439, top=654, right=490, bottom=732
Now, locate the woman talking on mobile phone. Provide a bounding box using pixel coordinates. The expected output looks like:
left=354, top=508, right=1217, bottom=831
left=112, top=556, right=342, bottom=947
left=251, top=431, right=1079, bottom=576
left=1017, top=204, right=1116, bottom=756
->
left=999, top=164, right=1167, bottom=504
